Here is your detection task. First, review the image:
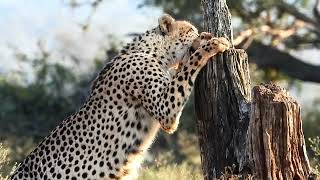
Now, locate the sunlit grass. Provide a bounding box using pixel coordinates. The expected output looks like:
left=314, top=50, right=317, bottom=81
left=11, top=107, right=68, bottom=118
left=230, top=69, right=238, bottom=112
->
left=0, top=144, right=11, bottom=180
left=139, top=162, right=203, bottom=180
left=309, top=137, right=320, bottom=176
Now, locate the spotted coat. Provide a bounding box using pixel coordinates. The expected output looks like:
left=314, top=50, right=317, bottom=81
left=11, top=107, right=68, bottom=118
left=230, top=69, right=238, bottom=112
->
left=9, top=14, right=229, bottom=180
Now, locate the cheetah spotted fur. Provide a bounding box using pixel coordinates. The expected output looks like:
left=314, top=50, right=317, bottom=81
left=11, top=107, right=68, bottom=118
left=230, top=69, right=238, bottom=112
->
left=9, top=14, right=230, bottom=180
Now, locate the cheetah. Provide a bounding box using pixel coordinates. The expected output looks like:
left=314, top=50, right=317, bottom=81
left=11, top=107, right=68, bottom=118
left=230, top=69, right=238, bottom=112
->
left=9, top=14, right=230, bottom=180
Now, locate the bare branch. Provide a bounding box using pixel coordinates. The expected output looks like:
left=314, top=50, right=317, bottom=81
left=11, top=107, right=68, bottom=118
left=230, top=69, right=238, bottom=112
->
left=234, top=21, right=306, bottom=46
left=279, top=1, right=320, bottom=34
left=244, top=41, right=320, bottom=83
left=284, top=35, right=320, bottom=48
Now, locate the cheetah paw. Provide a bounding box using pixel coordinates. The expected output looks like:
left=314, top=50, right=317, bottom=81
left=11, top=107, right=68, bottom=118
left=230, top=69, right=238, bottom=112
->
left=191, top=32, right=213, bottom=50
left=203, top=37, right=230, bottom=58
left=210, top=37, right=230, bottom=52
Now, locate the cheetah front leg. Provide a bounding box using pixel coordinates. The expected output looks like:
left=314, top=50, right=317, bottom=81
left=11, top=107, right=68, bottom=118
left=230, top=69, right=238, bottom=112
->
left=157, top=35, right=230, bottom=133
left=126, top=34, right=230, bottom=134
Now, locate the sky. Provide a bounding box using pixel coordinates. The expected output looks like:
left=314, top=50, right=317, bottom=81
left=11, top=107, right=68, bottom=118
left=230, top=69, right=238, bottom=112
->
left=0, top=0, right=319, bottom=107
left=0, top=0, right=162, bottom=72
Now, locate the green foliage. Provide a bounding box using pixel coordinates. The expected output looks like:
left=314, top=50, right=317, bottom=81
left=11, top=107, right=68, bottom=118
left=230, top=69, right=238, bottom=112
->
left=309, top=137, right=320, bottom=175
left=0, top=48, right=106, bottom=176
left=0, top=61, right=90, bottom=138
left=303, top=100, right=320, bottom=174
left=303, top=100, right=320, bottom=139
left=310, top=137, right=320, bottom=159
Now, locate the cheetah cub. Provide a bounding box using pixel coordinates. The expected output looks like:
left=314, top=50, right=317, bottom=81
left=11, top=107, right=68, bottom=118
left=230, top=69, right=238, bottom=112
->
left=9, top=14, right=230, bottom=180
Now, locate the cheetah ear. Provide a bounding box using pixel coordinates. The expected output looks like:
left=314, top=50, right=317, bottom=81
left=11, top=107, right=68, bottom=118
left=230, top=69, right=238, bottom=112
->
left=159, top=14, right=175, bottom=35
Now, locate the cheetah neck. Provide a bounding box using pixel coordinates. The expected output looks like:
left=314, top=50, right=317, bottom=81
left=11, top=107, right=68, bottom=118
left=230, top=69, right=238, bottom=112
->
left=120, top=28, right=180, bottom=70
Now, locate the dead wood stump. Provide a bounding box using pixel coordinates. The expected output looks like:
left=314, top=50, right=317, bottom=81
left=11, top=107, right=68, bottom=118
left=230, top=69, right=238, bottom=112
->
left=247, top=84, right=314, bottom=180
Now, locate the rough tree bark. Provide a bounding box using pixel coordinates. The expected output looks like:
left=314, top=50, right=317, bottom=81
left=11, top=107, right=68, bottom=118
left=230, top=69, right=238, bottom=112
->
left=247, top=84, right=315, bottom=180
left=194, top=0, right=251, bottom=179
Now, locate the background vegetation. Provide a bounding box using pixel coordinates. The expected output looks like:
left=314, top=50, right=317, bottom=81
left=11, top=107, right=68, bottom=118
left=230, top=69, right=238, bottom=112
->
left=1, top=0, right=320, bottom=179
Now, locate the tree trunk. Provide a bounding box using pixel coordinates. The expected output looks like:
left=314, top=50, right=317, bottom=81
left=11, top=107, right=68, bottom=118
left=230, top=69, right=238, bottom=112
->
left=194, top=0, right=251, bottom=179
left=247, top=84, right=315, bottom=180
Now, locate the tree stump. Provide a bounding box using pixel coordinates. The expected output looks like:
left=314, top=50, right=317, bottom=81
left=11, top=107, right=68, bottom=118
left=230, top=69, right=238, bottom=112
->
left=247, top=84, right=315, bottom=180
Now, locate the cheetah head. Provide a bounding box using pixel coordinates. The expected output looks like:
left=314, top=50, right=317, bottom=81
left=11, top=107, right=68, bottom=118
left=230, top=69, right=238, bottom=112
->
left=159, top=14, right=199, bottom=66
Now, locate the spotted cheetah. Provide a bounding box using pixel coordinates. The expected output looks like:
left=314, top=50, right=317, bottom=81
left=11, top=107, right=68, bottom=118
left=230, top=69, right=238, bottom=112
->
left=9, top=14, right=230, bottom=180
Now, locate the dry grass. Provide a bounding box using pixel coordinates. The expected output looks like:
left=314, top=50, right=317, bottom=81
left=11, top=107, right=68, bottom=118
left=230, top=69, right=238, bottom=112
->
left=0, top=144, right=10, bottom=180
left=138, top=162, right=203, bottom=180
left=0, top=143, right=17, bottom=180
